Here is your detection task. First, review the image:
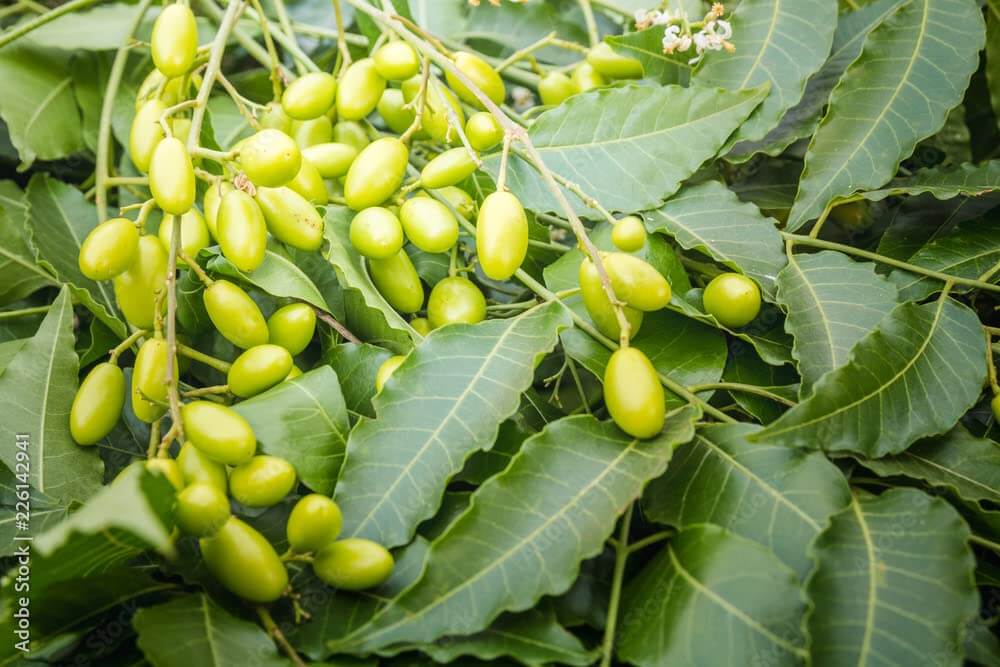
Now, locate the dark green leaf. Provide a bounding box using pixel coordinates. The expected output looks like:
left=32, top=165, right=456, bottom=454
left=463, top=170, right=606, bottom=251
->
left=722, top=346, right=799, bottom=423
left=862, top=161, right=1000, bottom=201
left=324, top=342, right=393, bottom=419
left=0, top=182, right=55, bottom=305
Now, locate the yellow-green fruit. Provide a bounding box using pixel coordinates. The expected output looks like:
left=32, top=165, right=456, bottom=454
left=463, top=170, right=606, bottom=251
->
left=350, top=207, right=404, bottom=259
left=332, top=120, right=370, bottom=152
left=604, top=252, right=671, bottom=312
left=282, top=72, right=337, bottom=120
left=373, top=41, right=420, bottom=81
left=611, top=216, right=646, bottom=252
left=604, top=347, right=665, bottom=439
left=465, top=112, right=503, bottom=151
left=421, top=147, right=479, bottom=190
left=302, top=142, right=358, bottom=179
left=829, top=200, right=872, bottom=230
left=229, top=455, right=297, bottom=507
left=203, top=279, right=269, bottom=349
left=199, top=517, right=288, bottom=602
left=292, top=116, right=334, bottom=148
left=586, top=42, right=643, bottom=79
left=129, top=99, right=167, bottom=173
left=171, top=117, right=192, bottom=145
left=151, top=3, right=197, bottom=78
left=218, top=190, right=268, bottom=273
left=446, top=52, right=505, bottom=107
left=287, top=157, right=328, bottom=204
left=337, top=58, right=386, bottom=121
left=203, top=180, right=234, bottom=239
left=476, top=191, right=528, bottom=280
left=177, top=441, right=228, bottom=491
left=410, top=317, right=431, bottom=336
left=239, top=129, right=301, bottom=187
left=287, top=494, right=342, bottom=553
left=399, top=197, right=458, bottom=254
left=538, top=71, right=578, bottom=106
left=259, top=101, right=292, bottom=134
left=146, top=458, right=184, bottom=490
left=227, top=344, right=293, bottom=398
left=183, top=400, right=256, bottom=465
left=579, top=257, right=643, bottom=341
left=175, top=482, right=231, bottom=536
left=70, top=362, right=124, bottom=445
left=376, top=88, right=416, bottom=134
left=430, top=186, right=475, bottom=219
left=134, top=70, right=201, bottom=110
left=993, top=394, right=1000, bottom=421
left=313, top=538, right=394, bottom=590
left=572, top=61, right=608, bottom=92
left=368, top=249, right=424, bottom=313
left=113, top=236, right=168, bottom=330
left=401, top=76, right=464, bottom=143
left=254, top=186, right=325, bottom=251
left=149, top=137, right=196, bottom=215
left=132, top=337, right=176, bottom=423
left=375, top=354, right=405, bottom=393
left=427, top=276, right=486, bottom=329
left=79, top=218, right=140, bottom=280
left=286, top=364, right=303, bottom=380
left=343, top=137, right=409, bottom=210
left=702, top=273, right=762, bottom=329
left=157, top=210, right=210, bottom=265
left=266, top=303, right=316, bottom=356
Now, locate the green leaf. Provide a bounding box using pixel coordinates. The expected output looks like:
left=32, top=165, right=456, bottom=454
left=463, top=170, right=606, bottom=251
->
left=205, top=246, right=330, bottom=311
left=860, top=426, right=1000, bottom=504
left=618, top=525, right=807, bottom=666
left=457, top=0, right=590, bottom=66
left=644, top=181, right=787, bottom=299
left=0, top=287, right=103, bottom=504
left=672, top=298, right=794, bottom=366
left=861, top=161, right=1000, bottom=201
left=694, top=0, right=836, bottom=149
left=0, top=45, right=84, bottom=168
left=328, top=409, right=698, bottom=654
left=876, top=191, right=999, bottom=261
left=787, top=0, right=986, bottom=230
left=324, top=342, right=393, bottom=419
left=777, top=250, right=897, bottom=394
left=177, top=269, right=212, bottom=335
left=207, top=95, right=253, bottom=150
left=0, top=464, right=68, bottom=557
left=26, top=173, right=125, bottom=336
left=606, top=27, right=691, bottom=84
left=966, top=616, right=1000, bottom=667
left=233, top=367, right=348, bottom=496
left=806, top=488, right=978, bottom=666
left=334, top=302, right=572, bottom=548
left=988, top=0, right=1000, bottom=128
left=24, top=2, right=153, bottom=50
left=484, top=84, right=768, bottom=216
left=71, top=52, right=110, bottom=152
left=752, top=297, right=986, bottom=457
left=0, top=186, right=54, bottom=305
left=644, top=423, right=850, bottom=577
left=722, top=346, right=799, bottom=424
left=134, top=594, right=290, bottom=667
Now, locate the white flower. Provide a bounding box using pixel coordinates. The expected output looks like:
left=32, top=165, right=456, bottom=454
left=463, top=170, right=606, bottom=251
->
left=712, top=19, right=733, bottom=40
left=651, top=9, right=674, bottom=25
left=662, top=24, right=691, bottom=53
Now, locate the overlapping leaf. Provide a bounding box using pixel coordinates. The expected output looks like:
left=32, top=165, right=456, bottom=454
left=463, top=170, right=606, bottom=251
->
left=861, top=161, right=1000, bottom=201
left=324, top=342, right=393, bottom=419
left=205, top=247, right=330, bottom=311
left=606, top=28, right=690, bottom=84
left=334, top=302, right=571, bottom=548
left=0, top=182, right=54, bottom=305
left=722, top=346, right=798, bottom=424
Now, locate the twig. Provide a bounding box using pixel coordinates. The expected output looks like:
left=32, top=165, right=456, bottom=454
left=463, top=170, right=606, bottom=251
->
left=600, top=503, right=632, bottom=667
left=332, top=0, right=352, bottom=69
left=187, top=0, right=246, bottom=153
left=256, top=607, right=307, bottom=667
left=579, top=0, right=600, bottom=47
left=178, top=343, right=232, bottom=372
left=689, top=382, right=796, bottom=408
left=272, top=0, right=307, bottom=74
left=0, top=305, right=51, bottom=320
left=164, top=210, right=185, bottom=444
left=315, top=308, right=361, bottom=344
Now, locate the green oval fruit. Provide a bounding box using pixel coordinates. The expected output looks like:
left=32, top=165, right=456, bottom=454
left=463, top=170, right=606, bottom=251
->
left=177, top=441, right=228, bottom=491
left=538, top=71, right=578, bottom=106
left=217, top=190, right=268, bottom=272
left=829, top=200, right=872, bottom=230
left=476, top=191, right=528, bottom=280
left=421, top=147, right=478, bottom=190
left=292, top=116, right=334, bottom=148
left=993, top=394, right=1000, bottom=421
left=227, top=344, right=293, bottom=398
left=183, top=400, right=257, bottom=465
left=376, top=88, right=416, bottom=134
left=446, top=52, right=505, bottom=108
left=611, top=216, right=646, bottom=252
left=702, top=273, right=761, bottom=328
left=373, top=41, right=420, bottom=81
left=129, top=99, right=167, bottom=173
left=229, top=455, right=297, bottom=507
left=401, top=76, right=464, bottom=143
left=427, top=276, right=486, bottom=329
left=343, top=137, right=409, bottom=210
left=132, top=337, right=176, bottom=423
left=332, top=120, right=370, bottom=152
left=254, top=186, right=325, bottom=251
left=175, top=482, right=231, bottom=536
left=171, top=117, right=192, bottom=145
left=200, top=517, right=288, bottom=602
left=301, top=142, right=358, bottom=179
left=578, top=257, right=643, bottom=341
left=79, top=217, right=140, bottom=280
left=349, top=207, right=404, bottom=259
left=158, top=209, right=210, bottom=265
left=337, top=58, right=386, bottom=121
left=149, top=137, right=196, bottom=215
left=259, top=101, right=292, bottom=134
left=287, top=494, right=342, bottom=553
left=604, top=252, right=671, bottom=311
left=266, top=303, right=316, bottom=356
left=571, top=61, right=607, bottom=92
left=429, top=186, right=475, bottom=219
left=604, top=347, right=664, bottom=439
left=203, top=279, right=269, bottom=349
left=287, top=157, right=328, bottom=204
left=375, top=354, right=405, bottom=393
left=146, top=458, right=184, bottom=490
left=398, top=197, right=458, bottom=254
left=410, top=316, right=431, bottom=336
left=202, top=180, right=233, bottom=239
left=151, top=3, right=197, bottom=78
left=113, top=235, right=168, bottom=329
left=282, top=72, right=337, bottom=120
left=368, top=249, right=424, bottom=313
left=465, top=112, right=503, bottom=151
left=586, top=42, right=643, bottom=79
left=313, top=538, right=394, bottom=590
left=240, top=129, right=301, bottom=187
left=70, top=362, right=124, bottom=445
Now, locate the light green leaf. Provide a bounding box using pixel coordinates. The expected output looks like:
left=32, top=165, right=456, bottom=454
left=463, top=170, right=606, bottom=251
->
left=861, top=161, right=1000, bottom=201
left=606, top=27, right=691, bottom=84
left=806, top=488, right=978, bottom=667
left=205, top=246, right=330, bottom=311
left=695, top=0, right=836, bottom=149
left=24, top=3, right=154, bottom=50
left=134, top=594, right=290, bottom=667
left=753, top=297, right=986, bottom=457
left=787, top=0, right=986, bottom=230
left=0, top=464, right=67, bottom=557
left=328, top=409, right=698, bottom=654
left=324, top=343, right=393, bottom=419
left=484, top=84, right=768, bottom=216
left=207, top=95, right=253, bottom=150
left=776, top=250, right=897, bottom=394
left=618, top=525, right=807, bottom=666
left=334, top=302, right=572, bottom=548
left=457, top=0, right=590, bottom=66
left=0, top=183, right=55, bottom=305
left=233, top=367, right=348, bottom=496
left=0, top=288, right=103, bottom=504
left=966, top=616, right=1000, bottom=667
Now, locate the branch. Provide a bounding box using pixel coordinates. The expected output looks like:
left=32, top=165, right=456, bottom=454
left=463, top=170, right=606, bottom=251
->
left=187, top=0, right=246, bottom=153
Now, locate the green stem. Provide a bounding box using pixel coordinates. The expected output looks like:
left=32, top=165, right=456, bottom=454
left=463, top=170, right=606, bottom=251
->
left=628, top=530, right=673, bottom=554
left=689, top=382, right=796, bottom=408
left=177, top=343, right=232, bottom=372
left=239, top=1, right=320, bottom=72
left=196, top=0, right=292, bottom=80
left=289, top=21, right=370, bottom=46
left=187, top=0, right=245, bottom=153
left=970, top=534, right=1000, bottom=555
left=0, top=305, right=50, bottom=320
left=0, top=0, right=102, bottom=49
left=109, top=328, right=149, bottom=363
left=579, top=0, right=600, bottom=47
left=256, top=607, right=307, bottom=667
left=600, top=504, right=632, bottom=667
left=272, top=0, right=307, bottom=74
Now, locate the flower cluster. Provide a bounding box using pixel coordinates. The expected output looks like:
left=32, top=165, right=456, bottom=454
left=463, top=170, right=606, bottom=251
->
left=635, top=3, right=734, bottom=65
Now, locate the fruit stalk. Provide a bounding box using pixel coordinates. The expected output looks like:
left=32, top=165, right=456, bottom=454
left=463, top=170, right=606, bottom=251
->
left=599, top=503, right=632, bottom=667
left=256, top=607, right=307, bottom=667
